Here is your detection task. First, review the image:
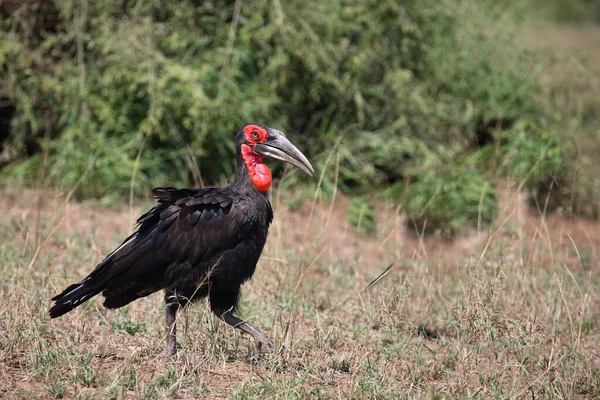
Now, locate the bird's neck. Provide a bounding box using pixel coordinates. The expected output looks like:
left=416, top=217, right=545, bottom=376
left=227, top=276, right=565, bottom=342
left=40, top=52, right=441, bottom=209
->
left=234, top=145, right=272, bottom=193
left=233, top=150, right=274, bottom=226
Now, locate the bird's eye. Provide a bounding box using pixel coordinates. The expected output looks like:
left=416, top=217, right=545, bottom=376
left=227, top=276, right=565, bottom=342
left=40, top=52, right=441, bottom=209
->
left=251, top=131, right=260, bottom=141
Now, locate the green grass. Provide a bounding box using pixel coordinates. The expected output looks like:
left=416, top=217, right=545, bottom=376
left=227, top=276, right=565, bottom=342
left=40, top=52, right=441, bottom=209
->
left=0, top=186, right=598, bottom=399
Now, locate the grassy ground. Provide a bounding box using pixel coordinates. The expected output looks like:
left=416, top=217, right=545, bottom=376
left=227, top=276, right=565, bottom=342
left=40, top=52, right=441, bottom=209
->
left=0, top=181, right=598, bottom=399
left=1, top=16, right=599, bottom=400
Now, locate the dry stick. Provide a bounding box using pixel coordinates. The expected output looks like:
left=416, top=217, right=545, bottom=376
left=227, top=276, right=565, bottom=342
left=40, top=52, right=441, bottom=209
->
left=549, top=236, right=588, bottom=343
left=379, top=226, right=397, bottom=250
left=514, top=353, right=567, bottom=399
left=302, top=135, right=342, bottom=245
left=0, top=300, right=12, bottom=319
left=569, top=148, right=579, bottom=217
left=413, top=218, right=428, bottom=260
left=27, top=121, right=53, bottom=308
left=477, top=207, right=517, bottom=264
left=564, top=235, right=585, bottom=297
left=575, top=271, right=593, bottom=358
left=34, top=119, right=52, bottom=250
left=75, top=0, right=89, bottom=121
left=362, top=262, right=395, bottom=292
left=219, top=0, right=243, bottom=93
left=27, top=162, right=94, bottom=273
left=322, top=151, right=340, bottom=235
left=555, top=273, right=576, bottom=341
left=128, top=138, right=146, bottom=322
left=477, top=182, right=488, bottom=234
left=27, top=213, right=67, bottom=275
left=186, top=144, right=204, bottom=188
left=129, top=136, right=146, bottom=228
left=294, top=245, right=327, bottom=292
left=270, top=173, right=285, bottom=268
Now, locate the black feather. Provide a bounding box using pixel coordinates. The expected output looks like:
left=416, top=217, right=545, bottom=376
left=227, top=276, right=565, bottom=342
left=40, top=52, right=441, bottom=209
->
left=47, top=127, right=306, bottom=357
left=49, top=151, right=274, bottom=319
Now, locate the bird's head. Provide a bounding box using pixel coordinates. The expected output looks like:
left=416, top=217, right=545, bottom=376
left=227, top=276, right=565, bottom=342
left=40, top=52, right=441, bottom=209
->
left=237, top=124, right=314, bottom=192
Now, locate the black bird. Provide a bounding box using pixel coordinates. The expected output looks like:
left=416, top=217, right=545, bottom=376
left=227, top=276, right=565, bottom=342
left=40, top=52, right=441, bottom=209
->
left=49, top=124, right=313, bottom=356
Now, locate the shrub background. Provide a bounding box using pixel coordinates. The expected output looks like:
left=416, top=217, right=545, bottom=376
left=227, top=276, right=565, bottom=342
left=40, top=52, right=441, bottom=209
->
left=1, top=0, right=598, bottom=234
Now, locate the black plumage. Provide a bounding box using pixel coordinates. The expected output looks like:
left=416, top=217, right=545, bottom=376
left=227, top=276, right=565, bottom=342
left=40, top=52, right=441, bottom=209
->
left=49, top=125, right=313, bottom=355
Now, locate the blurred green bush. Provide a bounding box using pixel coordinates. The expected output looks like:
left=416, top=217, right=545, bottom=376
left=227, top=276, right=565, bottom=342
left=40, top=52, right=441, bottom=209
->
left=0, top=0, right=597, bottom=234
left=515, top=0, right=600, bottom=23
left=406, top=170, right=496, bottom=238
left=347, top=196, right=376, bottom=236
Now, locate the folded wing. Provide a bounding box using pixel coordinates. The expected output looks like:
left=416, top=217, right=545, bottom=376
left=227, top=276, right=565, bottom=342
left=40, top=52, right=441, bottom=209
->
left=49, top=187, right=254, bottom=317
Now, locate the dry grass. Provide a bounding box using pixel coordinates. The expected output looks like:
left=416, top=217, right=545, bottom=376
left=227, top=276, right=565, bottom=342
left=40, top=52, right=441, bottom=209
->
left=3, top=16, right=600, bottom=400
left=0, top=181, right=598, bottom=399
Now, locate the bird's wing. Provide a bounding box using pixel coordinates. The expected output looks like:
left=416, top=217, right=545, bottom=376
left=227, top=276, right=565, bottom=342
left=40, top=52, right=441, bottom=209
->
left=102, top=186, right=256, bottom=286
left=49, top=187, right=256, bottom=315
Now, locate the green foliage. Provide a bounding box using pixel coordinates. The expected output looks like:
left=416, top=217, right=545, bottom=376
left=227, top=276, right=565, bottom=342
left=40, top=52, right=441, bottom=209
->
left=113, top=318, right=146, bottom=335
left=0, top=0, right=593, bottom=233
left=347, top=197, right=376, bottom=236
left=514, top=0, right=600, bottom=23
left=496, top=123, right=562, bottom=185
left=529, top=51, right=600, bottom=219
left=0, top=1, right=538, bottom=183
left=45, top=381, right=69, bottom=399
left=406, top=170, right=496, bottom=237
left=492, top=122, right=566, bottom=214
left=471, top=119, right=563, bottom=190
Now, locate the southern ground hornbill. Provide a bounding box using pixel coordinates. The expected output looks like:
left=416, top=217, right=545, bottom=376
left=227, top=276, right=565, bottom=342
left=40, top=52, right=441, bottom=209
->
left=49, top=124, right=313, bottom=356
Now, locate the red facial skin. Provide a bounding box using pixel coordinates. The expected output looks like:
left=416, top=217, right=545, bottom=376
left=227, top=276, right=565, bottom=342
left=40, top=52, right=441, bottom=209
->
left=241, top=125, right=272, bottom=192
left=243, top=124, right=268, bottom=143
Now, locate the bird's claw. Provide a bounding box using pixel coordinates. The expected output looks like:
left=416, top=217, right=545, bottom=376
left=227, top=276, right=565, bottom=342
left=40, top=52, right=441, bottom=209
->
left=255, top=334, right=276, bottom=352
left=254, top=333, right=289, bottom=354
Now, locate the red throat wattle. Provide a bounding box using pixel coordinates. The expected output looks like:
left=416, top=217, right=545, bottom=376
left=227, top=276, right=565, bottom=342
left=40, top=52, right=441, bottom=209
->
left=241, top=144, right=272, bottom=192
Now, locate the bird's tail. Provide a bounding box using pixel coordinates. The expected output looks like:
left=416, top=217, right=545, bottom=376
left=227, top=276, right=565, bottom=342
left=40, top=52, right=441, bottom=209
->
left=49, top=232, right=140, bottom=318
left=48, top=280, right=106, bottom=318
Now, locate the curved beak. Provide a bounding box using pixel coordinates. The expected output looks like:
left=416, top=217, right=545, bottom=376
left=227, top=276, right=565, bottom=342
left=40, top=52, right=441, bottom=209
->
left=254, top=129, right=314, bottom=176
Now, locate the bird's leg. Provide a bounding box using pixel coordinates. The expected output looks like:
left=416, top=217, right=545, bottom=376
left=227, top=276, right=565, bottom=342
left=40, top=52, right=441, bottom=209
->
left=159, top=301, right=179, bottom=357
left=210, top=286, right=276, bottom=352
left=221, top=310, right=275, bottom=352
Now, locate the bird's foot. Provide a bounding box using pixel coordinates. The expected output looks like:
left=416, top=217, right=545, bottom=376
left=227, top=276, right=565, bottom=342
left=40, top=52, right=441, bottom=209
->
left=156, top=345, right=177, bottom=359
left=221, top=311, right=281, bottom=354
left=253, top=332, right=276, bottom=352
